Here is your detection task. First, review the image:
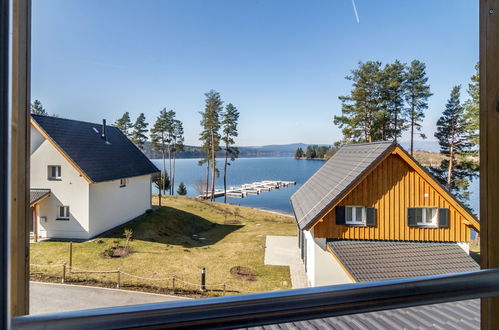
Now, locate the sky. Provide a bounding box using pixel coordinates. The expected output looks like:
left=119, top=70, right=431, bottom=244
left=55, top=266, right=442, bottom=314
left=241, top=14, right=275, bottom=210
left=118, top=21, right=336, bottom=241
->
left=31, top=0, right=479, bottom=147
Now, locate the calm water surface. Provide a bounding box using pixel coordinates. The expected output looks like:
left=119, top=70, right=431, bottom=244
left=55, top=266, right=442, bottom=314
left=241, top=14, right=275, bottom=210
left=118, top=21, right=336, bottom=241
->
left=151, top=158, right=479, bottom=216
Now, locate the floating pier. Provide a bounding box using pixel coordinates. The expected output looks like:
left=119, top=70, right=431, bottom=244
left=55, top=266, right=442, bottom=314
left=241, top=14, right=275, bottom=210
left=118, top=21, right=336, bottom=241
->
left=198, top=180, right=296, bottom=199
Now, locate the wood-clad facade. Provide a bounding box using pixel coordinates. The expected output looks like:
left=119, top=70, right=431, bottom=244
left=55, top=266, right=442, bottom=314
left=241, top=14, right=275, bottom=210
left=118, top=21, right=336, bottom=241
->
left=312, top=148, right=479, bottom=242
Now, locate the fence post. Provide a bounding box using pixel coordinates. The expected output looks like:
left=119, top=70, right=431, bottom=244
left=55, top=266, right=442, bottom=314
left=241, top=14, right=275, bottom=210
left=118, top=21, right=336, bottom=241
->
left=69, top=241, right=73, bottom=271
left=117, top=269, right=121, bottom=288
left=201, top=267, right=206, bottom=292
left=223, top=282, right=226, bottom=296
left=62, top=262, right=66, bottom=283
left=172, top=275, right=176, bottom=294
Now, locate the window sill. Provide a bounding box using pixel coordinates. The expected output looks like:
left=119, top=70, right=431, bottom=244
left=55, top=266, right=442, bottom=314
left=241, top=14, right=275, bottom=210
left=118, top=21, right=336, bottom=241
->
left=48, top=178, right=62, bottom=181
left=120, top=185, right=126, bottom=188
left=345, top=223, right=366, bottom=227
left=414, top=224, right=438, bottom=229
left=56, top=218, right=69, bottom=221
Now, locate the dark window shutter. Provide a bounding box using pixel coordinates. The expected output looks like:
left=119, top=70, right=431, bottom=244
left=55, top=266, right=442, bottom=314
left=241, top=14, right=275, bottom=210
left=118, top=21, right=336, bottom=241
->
left=438, top=208, right=450, bottom=228
left=366, top=207, right=376, bottom=226
left=336, top=206, right=346, bottom=225
left=408, top=208, right=417, bottom=227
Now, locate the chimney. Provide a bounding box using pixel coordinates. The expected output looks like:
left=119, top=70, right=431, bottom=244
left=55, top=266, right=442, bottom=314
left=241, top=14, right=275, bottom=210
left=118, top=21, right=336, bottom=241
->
left=102, top=119, right=107, bottom=141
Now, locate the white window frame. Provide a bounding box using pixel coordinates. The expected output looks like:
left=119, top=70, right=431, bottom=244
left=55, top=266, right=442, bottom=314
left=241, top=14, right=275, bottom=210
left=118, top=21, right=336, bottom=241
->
left=415, top=207, right=437, bottom=227
left=57, top=206, right=70, bottom=220
left=120, top=178, right=127, bottom=187
left=345, top=206, right=366, bottom=225
left=48, top=165, right=61, bottom=180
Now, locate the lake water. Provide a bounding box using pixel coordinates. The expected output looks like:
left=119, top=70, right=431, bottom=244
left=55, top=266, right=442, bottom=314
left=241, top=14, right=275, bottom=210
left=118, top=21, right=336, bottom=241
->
left=151, top=158, right=479, bottom=216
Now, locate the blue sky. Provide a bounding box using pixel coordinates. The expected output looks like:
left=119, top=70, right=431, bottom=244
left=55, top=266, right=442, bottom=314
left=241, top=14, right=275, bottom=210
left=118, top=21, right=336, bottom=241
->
left=31, top=0, right=478, bottom=146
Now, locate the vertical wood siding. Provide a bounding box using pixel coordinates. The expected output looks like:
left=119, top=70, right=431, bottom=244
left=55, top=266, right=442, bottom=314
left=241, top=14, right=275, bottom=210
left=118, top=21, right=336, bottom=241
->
left=313, top=153, right=472, bottom=242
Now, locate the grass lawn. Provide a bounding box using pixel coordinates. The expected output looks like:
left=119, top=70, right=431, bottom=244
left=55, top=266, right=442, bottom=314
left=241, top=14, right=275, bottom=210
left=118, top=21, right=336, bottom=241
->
left=470, top=241, right=480, bottom=264
left=30, top=196, right=297, bottom=297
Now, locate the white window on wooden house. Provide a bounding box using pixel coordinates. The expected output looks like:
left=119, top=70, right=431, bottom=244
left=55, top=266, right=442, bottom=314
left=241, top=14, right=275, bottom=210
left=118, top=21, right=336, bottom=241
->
left=336, top=206, right=377, bottom=227
left=57, top=206, right=70, bottom=220
left=120, top=179, right=127, bottom=187
left=407, top=207, right=449, bottom=228
left=48, top=165, right=61, bottom=180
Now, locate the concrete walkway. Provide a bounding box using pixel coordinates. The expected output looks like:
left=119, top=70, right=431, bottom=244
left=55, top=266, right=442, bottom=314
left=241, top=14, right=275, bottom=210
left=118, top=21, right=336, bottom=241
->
left=30, top=282, right=188, bottom=315
left=264, top=236, right=308, bottom=289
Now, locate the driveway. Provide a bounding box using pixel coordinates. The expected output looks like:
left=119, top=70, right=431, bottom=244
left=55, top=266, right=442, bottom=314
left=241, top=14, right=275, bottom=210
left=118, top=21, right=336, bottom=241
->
left=264, top=236, right=308, bottom=289
left=30, top=282, right=188, bottom=315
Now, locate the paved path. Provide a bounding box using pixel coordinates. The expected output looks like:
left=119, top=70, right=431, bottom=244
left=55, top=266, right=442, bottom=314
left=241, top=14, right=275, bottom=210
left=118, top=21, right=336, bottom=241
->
left=264, top=236, right=308, bottom=289
left=30, top=282, right=188, bottom=315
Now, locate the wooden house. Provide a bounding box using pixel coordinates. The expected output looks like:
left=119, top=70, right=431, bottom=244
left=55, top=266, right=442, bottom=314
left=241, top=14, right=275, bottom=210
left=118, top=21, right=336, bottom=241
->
left=290, top=142, right=480, bottom=287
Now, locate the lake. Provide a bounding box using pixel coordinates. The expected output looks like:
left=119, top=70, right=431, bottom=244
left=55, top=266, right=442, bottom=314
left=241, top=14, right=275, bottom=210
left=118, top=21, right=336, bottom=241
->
left=151, top=158, right=479, bottom=216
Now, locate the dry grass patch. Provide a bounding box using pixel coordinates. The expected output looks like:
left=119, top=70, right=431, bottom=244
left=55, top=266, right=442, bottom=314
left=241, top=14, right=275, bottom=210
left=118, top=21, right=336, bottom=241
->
left=30, top=195, right=297, bottom=296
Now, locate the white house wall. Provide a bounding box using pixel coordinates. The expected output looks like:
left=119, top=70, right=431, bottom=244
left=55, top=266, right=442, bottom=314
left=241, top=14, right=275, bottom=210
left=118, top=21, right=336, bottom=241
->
left=30, top=134, right=90, bottom=239
left=303, top=230, right=353, bottom=287
left=88, top=174, right=152, bottom=237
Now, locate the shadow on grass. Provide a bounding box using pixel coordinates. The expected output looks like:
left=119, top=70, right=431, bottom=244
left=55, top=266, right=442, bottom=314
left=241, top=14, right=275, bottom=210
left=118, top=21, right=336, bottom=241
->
left=102, top=206, right=243, bottom=248
left=470, top=250, right=480, bottom=264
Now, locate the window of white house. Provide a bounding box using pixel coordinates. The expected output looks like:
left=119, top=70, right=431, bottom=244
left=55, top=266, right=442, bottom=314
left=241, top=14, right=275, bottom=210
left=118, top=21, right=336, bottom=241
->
left=415, top=208, right=437, bottom=226
left=345, top=206, right=366, bottom=225
left=120, top=179, right=127, bottom=187
left=57, top=206, right=70, bottom=220
left=48, top=165, right=61, bottom=180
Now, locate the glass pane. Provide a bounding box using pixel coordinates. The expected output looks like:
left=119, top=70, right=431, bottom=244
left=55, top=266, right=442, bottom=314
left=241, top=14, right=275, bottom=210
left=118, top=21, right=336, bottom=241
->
left=355, top=207, right=363, bottom=223
left=425, top=209, right=435, bottom=224
left=346, top=207, right=353, bottom=222
left=416, top=208, right=423, bottom=223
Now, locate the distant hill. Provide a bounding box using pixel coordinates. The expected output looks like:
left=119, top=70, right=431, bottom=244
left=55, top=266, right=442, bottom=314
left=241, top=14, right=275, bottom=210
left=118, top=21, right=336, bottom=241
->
left=143, top=142, right=331, bottom=159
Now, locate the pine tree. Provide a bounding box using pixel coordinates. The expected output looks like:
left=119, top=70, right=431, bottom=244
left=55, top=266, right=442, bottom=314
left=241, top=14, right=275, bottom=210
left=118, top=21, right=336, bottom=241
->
left=434, top=85, right=473, bottom=202
left=130, top=113, right=149, bottom=150
left=171, top=119, right=184, bottom=195
left=177, top=182, right=187, bottom=196
left=305, top=145, right=317, bottom=159
left=382, top=60, right=407, bottom=141
left=114, top=112, right=133, bottom=138
left=221, top=103, right=239, bottom=203
left=150, top=109, right=175, bottom=195
left=199, top=90, right=223, bottom=201
left=334, top=61, right=384, bottom=143
left=464, top=62, right=479, bottom=148
left=404, top=60, right=432, bottom=155
left=153, top=171, right=170, bottom=206
left=31, top=100, right=48, bottom=115
left=294, top=147, right=304, bottom=158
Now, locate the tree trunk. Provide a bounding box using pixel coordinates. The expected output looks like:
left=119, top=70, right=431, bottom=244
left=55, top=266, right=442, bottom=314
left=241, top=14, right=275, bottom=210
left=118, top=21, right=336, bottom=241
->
left=224, top=141, right=228, bottom=203
left=172, top=150, right=176, bottom=196
left=447, top=128, right=455, bottom=189
left=168, top=143, right=172, bottom=195
left=410, top=114, right=415, bottom=156
left=210, top=130, right=216, bottom=201
left=161, top=138, right=166, bottom=196
left=205, top=161, right=210, bottom=199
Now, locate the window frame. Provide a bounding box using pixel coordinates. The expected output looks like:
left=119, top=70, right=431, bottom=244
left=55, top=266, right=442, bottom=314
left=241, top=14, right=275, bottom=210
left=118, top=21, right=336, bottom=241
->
left=345, top=206, right=366, bottom=226
left=47, top=165, right=61, bottom=180
left=415, top=207, right=438, bottom=227
left=56, top=205, right=70, bottom=220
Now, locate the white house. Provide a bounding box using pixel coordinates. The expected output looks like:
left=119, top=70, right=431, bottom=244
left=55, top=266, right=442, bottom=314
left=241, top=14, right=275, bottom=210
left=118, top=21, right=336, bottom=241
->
left=30, top=115, right=159, bottom=241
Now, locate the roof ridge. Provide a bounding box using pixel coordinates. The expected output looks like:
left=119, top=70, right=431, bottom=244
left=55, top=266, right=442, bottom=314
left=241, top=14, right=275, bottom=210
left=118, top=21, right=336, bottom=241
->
left=31, top=114, right=118, bottom=129
left=340, top=141, right=395, bottom=148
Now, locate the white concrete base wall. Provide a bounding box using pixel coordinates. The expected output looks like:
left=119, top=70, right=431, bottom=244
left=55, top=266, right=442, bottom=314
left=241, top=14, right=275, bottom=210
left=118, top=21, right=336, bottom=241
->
left=457, top=242, right=470, bottom=255
left=89, top=174, right=152, bottom=237
left=303, top=230, right=353, bottom=287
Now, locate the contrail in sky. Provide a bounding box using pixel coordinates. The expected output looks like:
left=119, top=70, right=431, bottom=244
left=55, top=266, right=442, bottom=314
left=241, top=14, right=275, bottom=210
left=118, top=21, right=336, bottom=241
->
left=351, top=0, right=360, bottom=23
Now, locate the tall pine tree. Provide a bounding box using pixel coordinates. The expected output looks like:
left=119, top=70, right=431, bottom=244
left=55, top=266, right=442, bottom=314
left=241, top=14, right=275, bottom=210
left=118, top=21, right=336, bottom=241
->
left=382, top=60, right=407, bottom=141
left=31, top=100, right=48, bottom=115
left=171, top=119, right=184, bottom=195
left=150, top=109, right=175, bottom=195
left=114, top=112, right=133, bottom=138
left=434, top=85, right=473, bottom=202
left=404, top=60, right=432, bottom=155
left=131, top=113, right=149, bottom=150
left=221, top=103, right=239, bottom=203
left=199, top=90, right=223, bottom=201
left=464, top=62, right=479, bottom=148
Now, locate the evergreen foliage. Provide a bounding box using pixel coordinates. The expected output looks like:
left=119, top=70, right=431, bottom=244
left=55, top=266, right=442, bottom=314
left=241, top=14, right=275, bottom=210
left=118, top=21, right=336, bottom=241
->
left=221, top=103, right=240, bottom=203
left=433, top=85, right=475, bottom=203
left=151, top=109, right=176, bottom=195
left=464, top=62, right=479, bottom=148
left=404, top=60, right=432, bottom=155
left=199, top=90, right=223, bottom=201
left=114, top=112, right=133, bottom=137
left=31, top=99, right=48, bottom=116
left=294, top=147, right=304, bottom=158
left=177, top=182, right=187, bottom=196
left=130, top=113, right=149, bottom=149
left=171, top=119, right=184, bottom=195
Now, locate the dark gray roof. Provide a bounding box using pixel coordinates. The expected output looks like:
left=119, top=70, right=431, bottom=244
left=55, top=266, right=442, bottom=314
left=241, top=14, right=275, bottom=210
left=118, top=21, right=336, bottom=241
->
left=328, top=241, right=479, bottom=282
left=251, top=299, right=479, bottom=330
left=32, top=115, right=159, bottom=183
left=290, top=142, right=395, bottom=230
left=30, top=189, right=50, bottom=205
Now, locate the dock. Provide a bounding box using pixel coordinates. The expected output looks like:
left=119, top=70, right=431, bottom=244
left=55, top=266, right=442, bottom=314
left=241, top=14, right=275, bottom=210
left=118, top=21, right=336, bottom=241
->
left=198, top=180, right=296, bottom=199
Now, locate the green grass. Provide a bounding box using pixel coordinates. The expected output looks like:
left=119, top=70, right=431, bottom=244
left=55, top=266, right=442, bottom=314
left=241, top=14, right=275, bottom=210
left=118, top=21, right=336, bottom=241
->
left=470, top=241, right=480, bottom=264
left=30, top=196, right=297, bottom=296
